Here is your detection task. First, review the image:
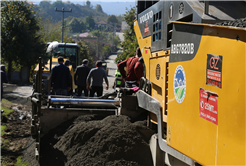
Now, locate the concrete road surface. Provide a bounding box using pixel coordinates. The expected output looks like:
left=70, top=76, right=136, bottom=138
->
left=3, top=84, right=33, bottom=105
left=103, top=50, right=122, bottom=94
left=116, top=32, right=124, bottom=42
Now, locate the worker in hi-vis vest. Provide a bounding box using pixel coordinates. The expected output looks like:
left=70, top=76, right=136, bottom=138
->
left=112, top=61, right=125, bottom=89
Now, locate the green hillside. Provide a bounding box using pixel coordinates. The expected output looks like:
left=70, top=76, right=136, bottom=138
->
left=34, top=1, right=108, bottom=23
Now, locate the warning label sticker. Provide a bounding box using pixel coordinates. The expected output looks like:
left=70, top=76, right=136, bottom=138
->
left=199, top=88, right=218, bottom=125
left=206, top=54, right=223, bottom=88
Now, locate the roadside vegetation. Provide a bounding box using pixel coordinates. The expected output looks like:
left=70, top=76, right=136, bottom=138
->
left=116, top=7, right=139, bottom=62
left=1, top=99, right=14, bottom=137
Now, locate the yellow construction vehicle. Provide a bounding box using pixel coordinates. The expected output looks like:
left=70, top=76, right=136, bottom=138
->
left=31, top=42, right=119, bottom=161
left=33, top=42, right=80, bottom=95
left=126, top=0, right=246, bottom=165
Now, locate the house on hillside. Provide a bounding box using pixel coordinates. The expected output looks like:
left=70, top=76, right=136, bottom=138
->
left=27, top=1, right=37, bottom=5
left=62, top=2, right=71, bottom=5
left=95, top=20, right=107, bottom=29
left=72, top=32, right=116, bottom=56
left=76, top=4, right=83, bottom=7
left=72, top=32, right=95, bottom=43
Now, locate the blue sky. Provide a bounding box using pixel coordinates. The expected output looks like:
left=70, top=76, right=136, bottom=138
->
left=30, top=0, right=136, bottom=15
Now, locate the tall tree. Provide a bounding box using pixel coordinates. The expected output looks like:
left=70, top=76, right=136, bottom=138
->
left=41, top=18, right=62, bottom=42
left=85, top=15, right=95, bottom=30
left=39, top=1, right=51, bottom=9
left=69, top=18, right=85, bottom=33
left=95, top=4, right=103, bottom=13
left=116, top=7, right=138, bottom=62
left=77, top=41, right=94, bottom=68
left=1, top=1, right=45, bottom=82
left=40, top=0, right=51, bottom=4
left=86, top=0, right=92, bottom=9
left=107, top=15, right=118, bottom=24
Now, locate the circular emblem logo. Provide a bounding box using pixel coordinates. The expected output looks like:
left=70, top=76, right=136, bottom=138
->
left=174, top=65, right=186, bottom=103
left=156, top=64, right=160, bottom=80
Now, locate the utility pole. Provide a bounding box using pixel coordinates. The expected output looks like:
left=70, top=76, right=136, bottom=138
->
left=55, top=7, right=72, bottom=43
left=111, top=23, right=116, bottom=52
left=97, top=34, right=99, bottom=59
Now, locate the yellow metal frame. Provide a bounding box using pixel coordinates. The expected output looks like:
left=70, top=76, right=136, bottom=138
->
left=134, top=19, right=246, bottom=165
left=35, top=57, right=77, bottom=90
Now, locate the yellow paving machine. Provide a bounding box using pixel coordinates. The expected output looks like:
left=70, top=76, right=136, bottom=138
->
left=130, top=0, right=246, bottom=165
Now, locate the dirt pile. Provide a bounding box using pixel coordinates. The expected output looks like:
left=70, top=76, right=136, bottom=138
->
left=1, top=104, right=32, bottom=165
left=38, top=114, right=154, bottom=166
left=216, top=17, right=246, bottom=28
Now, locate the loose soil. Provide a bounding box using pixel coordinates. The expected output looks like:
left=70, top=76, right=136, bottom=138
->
left=1, top=102, right=32, bottom=166
left=23, top=114, right=155, bottom=166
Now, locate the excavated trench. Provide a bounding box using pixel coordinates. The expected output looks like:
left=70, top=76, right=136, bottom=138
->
left=23, top=114, right=155, bottom=166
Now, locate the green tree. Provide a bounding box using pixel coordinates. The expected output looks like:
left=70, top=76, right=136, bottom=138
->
left=1, top=1, right=46, bottom=82
left=85, top=15, right=95, bottom=30
left=95, top=4, right=103, bottom=13
left=77, top=41, right=94, bottom=68
left=102, top=45, right=111, bottom=60
left=41, top=18, right=62, bottom=42
left=39, top=1, right=51, bottom=9
left=116, top=7, right=138, bottom=62
left=69, top=18, right=85, bottom=33
left=86, top=0, right=92, bottom=9
left=107, top=15, right=118, bottom=24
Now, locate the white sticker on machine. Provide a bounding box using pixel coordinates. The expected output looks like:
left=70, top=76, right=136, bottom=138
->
left=173, top=65, right=186, bottom=103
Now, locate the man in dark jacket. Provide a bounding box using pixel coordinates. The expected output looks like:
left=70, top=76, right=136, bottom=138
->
left=51, top=56, right=71, bottom=95
left=1, top=65, right=8, bottom=100
left=74, top=59, right=91, bottom=97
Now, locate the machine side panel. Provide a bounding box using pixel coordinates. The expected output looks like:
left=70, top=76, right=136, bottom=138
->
left=168, top=23, right=245, bottom=165
left=169, top=23, right=203, bottom=63
left=149, top=56, right=169, bottom=122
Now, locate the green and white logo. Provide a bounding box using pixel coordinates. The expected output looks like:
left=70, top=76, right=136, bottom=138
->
left=174, top=65, right=186, bottom=103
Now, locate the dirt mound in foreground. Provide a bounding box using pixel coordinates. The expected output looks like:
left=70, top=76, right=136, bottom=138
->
left=40, top=115, right=154, bottom=166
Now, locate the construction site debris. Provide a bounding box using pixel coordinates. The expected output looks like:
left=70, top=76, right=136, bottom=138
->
left=24, top=114, right=154, bottom=166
